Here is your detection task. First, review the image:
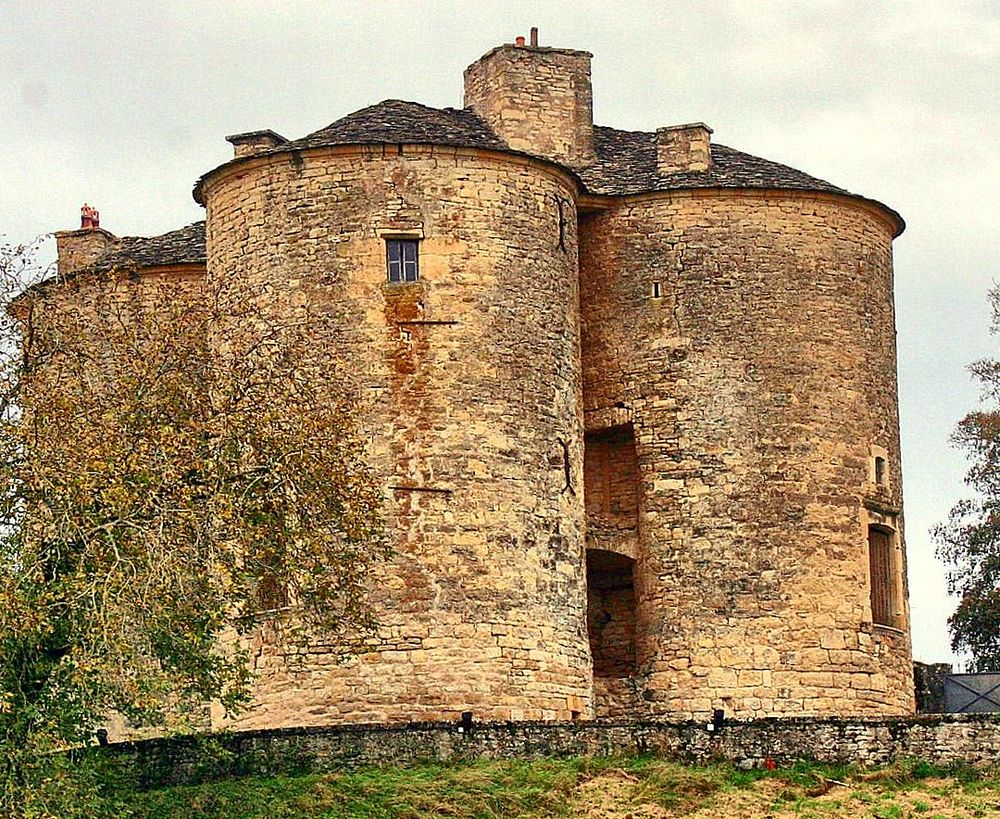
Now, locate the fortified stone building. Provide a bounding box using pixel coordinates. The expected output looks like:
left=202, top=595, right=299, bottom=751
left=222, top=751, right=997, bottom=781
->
left=54, top=33, right=914, bottom=727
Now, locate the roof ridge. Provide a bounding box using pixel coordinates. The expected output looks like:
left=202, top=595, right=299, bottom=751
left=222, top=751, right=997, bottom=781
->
left=113, top=220, right=206, bottom=244
left=593, top=123, right=656, bottom=137
left=191, top=103, right=900, bottom=234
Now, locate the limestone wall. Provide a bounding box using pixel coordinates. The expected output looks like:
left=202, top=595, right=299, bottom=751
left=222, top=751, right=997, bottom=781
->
left=579, top=189, right=912, bottom=719
left=107, top=715, right=1000, bottom=789
left=53, top=227, right=118, bottom=276
left=201, top=144, right=592, bottom=726
left=464, top=45, right=596, bottom=166
left=17, top=265, right=207, bottom=368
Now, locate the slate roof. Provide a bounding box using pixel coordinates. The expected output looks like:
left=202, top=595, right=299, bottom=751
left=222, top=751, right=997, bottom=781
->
left=173, top=99, right=900, bottom=267
left=195, top=99, right=888, bottom=205
left=580, top=125, right=850, bottom=197
left=266, top=102, right=853, bottom=200
left=280, top=100, right=509, bottom=153
left=87, top=221, right=206, bottom=273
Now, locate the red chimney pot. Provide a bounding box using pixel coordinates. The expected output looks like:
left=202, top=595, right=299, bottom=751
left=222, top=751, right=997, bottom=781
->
left=80, top=203, right=100, bottom=230
left=515, top=36, right=525, bottom=46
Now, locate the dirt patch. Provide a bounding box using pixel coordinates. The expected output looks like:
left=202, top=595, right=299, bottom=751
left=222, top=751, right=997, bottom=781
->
left=570, top=769, right=673, bottom=818
left=569, top=770, right=1000, bottom=819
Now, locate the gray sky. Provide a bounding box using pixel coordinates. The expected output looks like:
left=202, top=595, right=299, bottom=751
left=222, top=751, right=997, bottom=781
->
left=2, top=1, right=997, bottom=667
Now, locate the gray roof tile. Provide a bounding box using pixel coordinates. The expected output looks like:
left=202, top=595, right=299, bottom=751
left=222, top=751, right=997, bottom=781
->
left=580, top=125, right=850, bottom=196
left=163, top=100, right=898, bottom=269
left=88, top=221, right=206, bottom=273
left=282, top=100, right=509, bottom=153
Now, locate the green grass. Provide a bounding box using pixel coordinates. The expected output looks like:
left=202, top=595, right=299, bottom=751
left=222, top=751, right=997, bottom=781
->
left=114, top=758, right=585, bottom=819
left=77, top=755, right=1000, bottom=818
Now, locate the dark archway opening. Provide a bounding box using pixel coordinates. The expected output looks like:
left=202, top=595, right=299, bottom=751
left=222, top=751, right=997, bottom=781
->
left=586, top=548, right=637, bottom=677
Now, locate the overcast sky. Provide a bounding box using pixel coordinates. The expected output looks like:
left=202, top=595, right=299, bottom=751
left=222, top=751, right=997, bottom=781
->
left=2, top=1, right=998, bottom=667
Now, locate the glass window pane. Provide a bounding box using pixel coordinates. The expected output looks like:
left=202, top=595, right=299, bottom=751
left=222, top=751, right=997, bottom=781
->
left=386, top=239, right=418, bottom=283
left=387, top=241, right=402, bottom=282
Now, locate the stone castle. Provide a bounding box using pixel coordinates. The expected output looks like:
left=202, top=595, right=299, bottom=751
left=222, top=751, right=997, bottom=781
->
left=52, top=33, right=914, bottom=727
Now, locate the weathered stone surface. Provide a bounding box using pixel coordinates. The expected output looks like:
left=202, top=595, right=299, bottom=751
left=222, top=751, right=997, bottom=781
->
left=45, top=34, right=914, bottom=733
left=464, top=44, right=596, bottom=166
left=105, top=714, right=1000, bottom=789
left=580, top=190, right=912, bottom=719
left=53, top=227, right=118, bottom=276
left=201, top=144, right=592, bottom=728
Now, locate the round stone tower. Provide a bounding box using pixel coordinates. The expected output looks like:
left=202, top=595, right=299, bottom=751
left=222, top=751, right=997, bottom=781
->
left=579, top=188, right=911, bottom=719
left=195, top=119, right=593, bottom=726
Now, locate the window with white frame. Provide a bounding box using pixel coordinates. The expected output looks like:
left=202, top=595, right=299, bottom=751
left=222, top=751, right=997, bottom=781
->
left=386, top=238, right=419, bottom=283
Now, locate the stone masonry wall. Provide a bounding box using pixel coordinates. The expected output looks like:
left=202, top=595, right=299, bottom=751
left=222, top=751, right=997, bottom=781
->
left=579, top=189, right=912, bottom=719
left=201, top=144, right=592, bottom=727
left=464, top=45, right=596, bottom=166
left=53, top=227, right=118, bottom=276
left=107, top=715, right=1000, bottom=790
left=584, top=425, right=639, bottom=532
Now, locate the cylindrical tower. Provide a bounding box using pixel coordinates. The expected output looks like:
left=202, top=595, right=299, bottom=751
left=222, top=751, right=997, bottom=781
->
left=199, top=141, right=591, bottom=727
left=580, top=188, right=912, bottom=719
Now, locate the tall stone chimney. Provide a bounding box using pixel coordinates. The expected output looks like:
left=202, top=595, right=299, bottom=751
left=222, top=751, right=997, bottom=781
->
left=464, top=32, right=596, bottom=167
left=54, top=204, right=117, bottom=276
left=656, top=123, right=714, bottom=174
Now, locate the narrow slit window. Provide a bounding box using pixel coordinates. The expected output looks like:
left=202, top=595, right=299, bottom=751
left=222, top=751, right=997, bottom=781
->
left=874, top=456, right=887, bottom=486
left=868, top=526, right=896, bottom=627
left=651, top=281, right=662, bottom=299
left=386, top=239, right=419, bottom=283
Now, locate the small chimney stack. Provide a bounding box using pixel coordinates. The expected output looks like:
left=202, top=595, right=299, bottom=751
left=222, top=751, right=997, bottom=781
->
left=515, top=35, right=525, bottom=46
left=225, top=129, right=288, bottom=159
left=530, top=27, right=538, bottom=47
left=54, top=204, right=116, bottom=275
left=656, top=123, right=714, bottom=174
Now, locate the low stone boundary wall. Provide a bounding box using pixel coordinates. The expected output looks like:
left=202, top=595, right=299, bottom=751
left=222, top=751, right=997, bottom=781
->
left=105, top=714, right=1000, bottom=789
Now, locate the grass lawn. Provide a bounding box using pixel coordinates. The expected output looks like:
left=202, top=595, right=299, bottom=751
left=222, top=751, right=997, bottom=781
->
left=112, top=756, right=1000, bottom=818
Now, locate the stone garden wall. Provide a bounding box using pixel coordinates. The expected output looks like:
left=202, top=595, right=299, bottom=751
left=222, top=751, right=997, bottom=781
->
left=106, top=714, right=1000, bottom=789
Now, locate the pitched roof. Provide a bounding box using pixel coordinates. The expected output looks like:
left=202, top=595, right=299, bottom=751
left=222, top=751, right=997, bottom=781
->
left=87, top=221, right=206, bottom=273
left=580, top=126, right=850, bottom=197
left=278, top=100, right=508, bottom=153
left=183, top=98, right=905, bottom=255
left=193, top=99, right=898, bottom=225
left=265, top=101, right=856, bottom=199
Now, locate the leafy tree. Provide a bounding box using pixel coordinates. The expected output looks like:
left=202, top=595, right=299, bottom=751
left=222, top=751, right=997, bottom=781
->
left=0, top=239, right=388, bottom=815
left=934, top=286, right=1000, bottom=672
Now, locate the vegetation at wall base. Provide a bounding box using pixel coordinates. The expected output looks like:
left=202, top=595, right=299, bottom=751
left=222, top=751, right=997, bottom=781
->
left=0, top=239, right=388, bottom=815
left=24, top=753, right=1000, bottom=818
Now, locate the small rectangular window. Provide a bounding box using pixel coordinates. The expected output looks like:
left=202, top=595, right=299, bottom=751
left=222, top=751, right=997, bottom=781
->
left=386, top=239, right=419, bottom=283
left=870, top=446, right=890, bottom=488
